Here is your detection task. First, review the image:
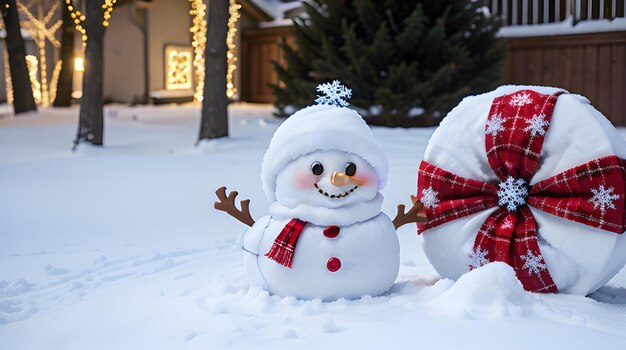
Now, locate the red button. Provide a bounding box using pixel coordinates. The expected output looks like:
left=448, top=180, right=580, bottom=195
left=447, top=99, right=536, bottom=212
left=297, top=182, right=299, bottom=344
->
left=323, top=226, right=340, bottom=238
left=327, top=257, right=341, bottom=272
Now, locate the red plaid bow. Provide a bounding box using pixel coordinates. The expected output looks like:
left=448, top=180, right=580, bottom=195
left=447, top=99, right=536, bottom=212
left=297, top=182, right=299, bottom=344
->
left=417, top=90, right=626, bottom=293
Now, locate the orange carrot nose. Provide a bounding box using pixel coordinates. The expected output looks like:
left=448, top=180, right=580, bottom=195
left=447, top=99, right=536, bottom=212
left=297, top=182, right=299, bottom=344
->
left=331, top=171, right=364, bottom=186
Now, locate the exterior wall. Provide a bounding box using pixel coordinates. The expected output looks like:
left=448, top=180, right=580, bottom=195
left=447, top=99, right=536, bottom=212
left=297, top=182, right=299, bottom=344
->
left=103, top=3, right=144, bottom=104
left=99, top=0, right=191, bottom=103
left=240, top=26, right=293, bottom=103
left=234, top=11, right=259, bottom=100
left=147, top=0, right=192, bottom=93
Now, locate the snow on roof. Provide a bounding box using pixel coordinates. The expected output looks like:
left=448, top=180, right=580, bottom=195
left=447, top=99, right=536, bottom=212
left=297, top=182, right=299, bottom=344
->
left=498, top=16, right=626, bottom=37
left=250, top=0, right=302, bottom=21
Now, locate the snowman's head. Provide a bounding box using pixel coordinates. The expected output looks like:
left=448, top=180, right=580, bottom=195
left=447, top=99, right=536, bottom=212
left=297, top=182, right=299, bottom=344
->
left=261, top=83, right=388, bottom=207
left=274, top=150, right=379, bottom=209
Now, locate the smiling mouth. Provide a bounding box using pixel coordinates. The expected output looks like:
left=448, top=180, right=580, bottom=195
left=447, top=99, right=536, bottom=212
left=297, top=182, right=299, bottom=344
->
left=314, top=183, right=359, bottom=199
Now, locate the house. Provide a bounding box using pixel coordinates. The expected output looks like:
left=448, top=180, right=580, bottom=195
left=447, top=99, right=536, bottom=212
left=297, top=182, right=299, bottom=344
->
left=101, top=0, right=300, bottom=104
left=2, top=1, right=624, bottom=126
left=0, top=0, right=301, bottom=105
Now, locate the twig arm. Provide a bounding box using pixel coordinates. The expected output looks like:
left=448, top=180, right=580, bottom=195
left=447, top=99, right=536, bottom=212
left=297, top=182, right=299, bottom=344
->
left=393, top=195, right=427, bottom=229
left=214, top=186, right=256, bottom=227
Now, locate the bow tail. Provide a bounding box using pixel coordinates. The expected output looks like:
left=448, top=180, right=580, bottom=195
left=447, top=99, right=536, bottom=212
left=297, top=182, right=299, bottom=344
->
left=472, top=207, right=558, bottom=293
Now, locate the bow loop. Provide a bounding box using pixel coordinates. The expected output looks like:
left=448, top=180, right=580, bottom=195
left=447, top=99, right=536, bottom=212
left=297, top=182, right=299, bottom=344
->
left=485, top=90, right=561, bottom=182
left=417, top=161, right=499, bottom=233
left=528, top=155, right=626, bottom=234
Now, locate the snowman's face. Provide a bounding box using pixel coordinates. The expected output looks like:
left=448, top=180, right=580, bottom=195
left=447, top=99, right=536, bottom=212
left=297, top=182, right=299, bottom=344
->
left=275, top=150, right=379, bottom=209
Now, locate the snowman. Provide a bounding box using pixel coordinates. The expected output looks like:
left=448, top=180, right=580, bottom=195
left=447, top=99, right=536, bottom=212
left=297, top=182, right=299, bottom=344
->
left=215, top=81, right=424, bottom=300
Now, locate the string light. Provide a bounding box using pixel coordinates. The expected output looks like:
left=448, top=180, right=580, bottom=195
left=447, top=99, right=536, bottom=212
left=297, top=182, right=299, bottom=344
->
left=65, top=0, right=115, bottom=45
left=18, top=1, right=62, bottom=107
left=3, top=49, right=13, bottom=104
left=188, top=0, right=240, bottom=101
left=25, top=55, right=42, bottom=105
left=65, top=0, right=87, bottom=45
left=49, top=60, right=63, bottom=103
left=188, top=0, right=206, bottom=102
left=226, top=0, right=240, bottom=99
left=102, top=0, right=116, bottom=27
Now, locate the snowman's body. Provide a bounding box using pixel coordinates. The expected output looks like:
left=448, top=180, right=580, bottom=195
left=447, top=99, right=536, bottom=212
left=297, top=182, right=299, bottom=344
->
left=243, top=213, right=399, bottom=300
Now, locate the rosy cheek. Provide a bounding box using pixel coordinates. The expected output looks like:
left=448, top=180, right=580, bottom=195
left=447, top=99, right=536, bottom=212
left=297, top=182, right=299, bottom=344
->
left=356, top=174, right=375, bottom=187
left=294, top=171, right=316, bottom=189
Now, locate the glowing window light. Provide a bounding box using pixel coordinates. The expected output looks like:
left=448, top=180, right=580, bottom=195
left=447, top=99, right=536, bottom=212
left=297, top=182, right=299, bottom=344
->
left=165, top=47, right=193, bottom=90
left=74, top=57, right=85, bottom=72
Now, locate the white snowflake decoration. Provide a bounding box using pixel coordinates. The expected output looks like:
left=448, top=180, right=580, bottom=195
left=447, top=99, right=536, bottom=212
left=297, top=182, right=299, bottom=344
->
left=520, top=251, right=547, bottom=277
left=469, top=248, right=489, bottom=269
left=588, top=185, right=620, bottom=215
left=486, top=113, right=506, bottom=136
left=497, top=176, right=529, bottom=211
left=523, top=113, right=550, bottom=137
left=500, top=217, right=514, bottom=229
left=509, top=92, right=533, bottom=107
left=421, top=186, right=440, bottom=209
left=315, top=80, right=352, bottom=107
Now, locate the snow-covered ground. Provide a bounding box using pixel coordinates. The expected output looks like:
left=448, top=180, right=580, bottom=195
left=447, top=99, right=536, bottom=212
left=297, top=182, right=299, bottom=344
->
left=1, top=103, right=625, bottom=349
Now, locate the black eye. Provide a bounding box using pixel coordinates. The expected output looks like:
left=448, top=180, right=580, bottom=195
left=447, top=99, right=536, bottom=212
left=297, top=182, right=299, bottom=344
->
left=345, top=163, right=357, bottom=176
left=311, top=162, right=324, bottom=176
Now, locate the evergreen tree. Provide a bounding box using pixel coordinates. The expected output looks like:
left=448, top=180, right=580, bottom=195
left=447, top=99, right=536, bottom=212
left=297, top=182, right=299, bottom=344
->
left=271, top=0, right=506, bottom=127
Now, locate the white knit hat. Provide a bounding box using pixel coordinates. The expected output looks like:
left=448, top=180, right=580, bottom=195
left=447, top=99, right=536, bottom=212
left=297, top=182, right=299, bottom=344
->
left=261, top=91, right=389, bottom=202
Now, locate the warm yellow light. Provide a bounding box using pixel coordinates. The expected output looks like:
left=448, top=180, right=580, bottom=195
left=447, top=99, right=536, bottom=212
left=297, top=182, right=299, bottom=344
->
left=49, top=60, right=62, bottom=103
left=226, top=0, right=241, bottom=99
left=165, top=47, right=193, bottom=90
left=186, top=0, right=240, bottom=101
left=74, top=57, right=85, bottom=72
left=4, top=50, right=13, bottom=104
left=103, top=0, right=116, bottom=27
left=25, top=55, right=42, bottom=105
left=65, top=1, right=116, bottom=44
left=16, top=1, right=62, bottom=107
left=188, top=0, right=207, bottom=102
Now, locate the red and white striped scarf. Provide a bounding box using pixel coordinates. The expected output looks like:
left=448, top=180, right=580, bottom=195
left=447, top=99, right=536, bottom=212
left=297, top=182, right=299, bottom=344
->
left=265, top=218, right=308, bottom=268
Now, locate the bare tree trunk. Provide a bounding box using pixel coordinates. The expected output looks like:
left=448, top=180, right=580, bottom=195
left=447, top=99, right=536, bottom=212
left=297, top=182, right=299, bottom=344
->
left=73, top=1, right=105, bottom=149
left=198, top=0, right=229, bottom=141
left=53, top=0, right=74, bottom=107
left=1, top=0, right=36, bottom=114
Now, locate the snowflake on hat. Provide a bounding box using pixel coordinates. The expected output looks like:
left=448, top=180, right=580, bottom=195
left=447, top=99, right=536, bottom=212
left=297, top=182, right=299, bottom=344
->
left=214, top=81, right=426, bottom=300
left=417, top=85, right=626, bottom=295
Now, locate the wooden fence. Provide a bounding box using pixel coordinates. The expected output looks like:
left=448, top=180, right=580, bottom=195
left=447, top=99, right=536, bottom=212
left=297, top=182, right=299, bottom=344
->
left=502, top=31, right=626, bottom=125
left=240, top=25, right=626, bottom=126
